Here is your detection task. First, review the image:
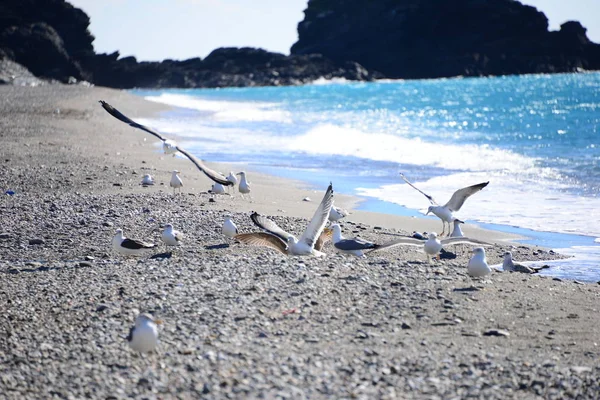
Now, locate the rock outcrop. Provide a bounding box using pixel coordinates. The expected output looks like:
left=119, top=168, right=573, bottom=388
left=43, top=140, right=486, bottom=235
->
left=291, top=0, right=600, bottom=79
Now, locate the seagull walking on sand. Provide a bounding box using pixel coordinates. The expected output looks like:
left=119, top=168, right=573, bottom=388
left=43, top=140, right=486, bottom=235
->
left=400, top=173, right=489, bottom=236
left=330, top=224, right=401, bottom=257
left=450, top=218, right=465, bottom=254
left=127, top=313, right=162, bottom=354
left=236, top=171, right=251, bottom=199
left=99, top=101, right=232, bottom=186
left=161, top=223, right=183, bottom=249
left=468, top=247, right=492, bottom=277
left=170, top=170, right=183, bottom=194
left=329, top=205, right=349, bottom=222
left=141, top=174, right=154, bottom=186
left=222, top=216, right=238, bottom=238
left=376, top=232, right=491, bottom=263
left=112, top=229, right=156, bottom=256
left=235, top=184, right=334, bottom=256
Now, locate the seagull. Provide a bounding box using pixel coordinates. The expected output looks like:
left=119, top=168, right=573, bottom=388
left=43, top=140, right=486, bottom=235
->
left=141, top=174, right=154, bottom=186
left=236, top=171, right=251, bottom=199
left=99, top=101, right=232, bottom=186
left=502, top=251, right=543, bottom=274
left=235, top=184, right=334, bottom=256
left=226, top=171, right=238, bottom=186
left=211, top=183, right=226, bottom=194
left=112, top=229, right=155, bottom=256
left=170, top=170, right=183, bottom=194
left=330, top=224, right=401, bottom=257
left=222, top=216, right=238, bottom=238
left=400, top=173, right=489, bottom=236
left=329, top=205, right=349, bottom=222
left=468, top=247, right=492, bottom=277
left=127, top=313, right=162, bottom=354
left=374, top=232, right=491, bottom=263
left=161, top=223, right=184, bottom=248
left=449, top=218, right=465, bottom=255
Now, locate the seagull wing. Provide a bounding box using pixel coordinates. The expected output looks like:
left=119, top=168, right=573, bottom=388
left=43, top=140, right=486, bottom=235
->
left=368, top=236, right=425, bottom=251
left=334, top=237, right=377, bottom=251
left=121, top=238, right=155, bottom=250
left=235, top=233, right=287, bottom=255
left=250, top=212, right=291, bottom=242
left=99, top=100, right=232, bottom=186
left=299, top=183, right=334, bottom=248
left=444, top=182, right=489, bottom=211
left=440, top=237, right=492, bottom=246
left=315, top=228, right=333, bottom=251
left=399, top=173, right=438, bottom=205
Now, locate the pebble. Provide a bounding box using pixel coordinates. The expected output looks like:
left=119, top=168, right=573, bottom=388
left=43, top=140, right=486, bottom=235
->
left=28, top=238, right=45, bottom=245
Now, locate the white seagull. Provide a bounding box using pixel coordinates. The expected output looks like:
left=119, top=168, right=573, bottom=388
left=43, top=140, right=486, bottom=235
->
left=376, top=232, right=491, bottom=263
left=222, top=216, right=238, bottom=238
left=112, top=229, right=156, bottom=256
left=502, top=251, right=545, bottom=274
left=450, top=218, right=465, bottom=255
left=468, top=247, right=492, bottom=277
left=161, top=223, right=184, bottom=248
left=400, top=173, right=489, bottom=236
left=329, top=205, right=349, bottom=222
left=99, top=101, right=232, bottom=186
left=211, top=183, right=226, bottom=194
left=236, top=171, right=251, bottom=199
left=226, top=171, right=238, bottom=186
left=170, top=170, right=183, bottom=194
left=236, top=184, right=334, bottom=256
left=127, top=313, right=162, bottom=354
left=330, top=224, right=400, bottom=257
left=141, top=174, right=154, bottom=186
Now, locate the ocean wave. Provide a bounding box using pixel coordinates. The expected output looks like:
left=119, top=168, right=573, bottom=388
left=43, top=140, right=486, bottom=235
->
left=144, top=93, right=292, bottom=123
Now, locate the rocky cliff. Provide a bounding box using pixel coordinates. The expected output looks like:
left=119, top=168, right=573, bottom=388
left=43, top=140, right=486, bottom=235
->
left=291, top=0, right=600, bottom=78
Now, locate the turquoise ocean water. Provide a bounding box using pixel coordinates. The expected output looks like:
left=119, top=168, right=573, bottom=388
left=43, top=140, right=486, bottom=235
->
left=132, top=73, right=600, bottom=281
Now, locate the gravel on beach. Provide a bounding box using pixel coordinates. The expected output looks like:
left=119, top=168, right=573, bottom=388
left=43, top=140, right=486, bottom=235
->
left=0, top=85, right=599, bottom=399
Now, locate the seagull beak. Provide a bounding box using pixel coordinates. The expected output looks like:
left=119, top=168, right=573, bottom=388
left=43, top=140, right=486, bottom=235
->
left=323, top=227, right=332, bottom=234
left=425, top=210, right=431, bottom=215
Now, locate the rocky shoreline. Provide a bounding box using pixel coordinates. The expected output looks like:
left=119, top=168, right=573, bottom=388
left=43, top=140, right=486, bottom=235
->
left=0, top=85, right=599, bottom=399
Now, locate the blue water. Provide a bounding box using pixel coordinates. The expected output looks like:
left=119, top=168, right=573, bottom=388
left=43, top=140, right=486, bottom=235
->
left=132, top=73, right=600, bottom=281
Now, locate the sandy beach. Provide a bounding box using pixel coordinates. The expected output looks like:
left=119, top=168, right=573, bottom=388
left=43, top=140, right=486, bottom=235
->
left=1, top=84, right=599, bottom=399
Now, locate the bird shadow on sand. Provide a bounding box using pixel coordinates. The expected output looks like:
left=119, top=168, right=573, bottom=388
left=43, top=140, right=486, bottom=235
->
left=205, top=243, right=230, bottom=250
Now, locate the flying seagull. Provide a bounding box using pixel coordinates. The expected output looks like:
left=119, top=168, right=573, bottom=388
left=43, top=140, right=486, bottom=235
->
left=235, top=184, right=334, bottom=256
left=112, top=229, right=155, bottom=256
left=99, top=101, right=232, bottom=186
left=373, top=232, right=491, bottom=263
left=468, top=247, right=492, bottom=277
left=330, top=224, right=404, bottom=257
left=400, top=173, right=489, bottom=236
left=127, top=313, right=162, bottom=354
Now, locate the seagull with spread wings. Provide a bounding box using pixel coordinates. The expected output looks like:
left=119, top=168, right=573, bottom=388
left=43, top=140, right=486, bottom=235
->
left=330, top=224, right=409, bottom=257
left=99, top=101, right=232, bottom=186
left=235, top=184, right=334, bottom=256
left=400, top=173, right=489, bottom=236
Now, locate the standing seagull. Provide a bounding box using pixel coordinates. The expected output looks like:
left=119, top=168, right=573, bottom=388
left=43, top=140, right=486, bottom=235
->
left=374, top=232, right=491, bottom=263
left=226, top=171, right=238, bottom=193
left=99, top=101, right=232, bottom=186
left=400, top=173, right=489, bottom=236
left=112, top=229, right=155, bottom=256
left=127, top=313, right=162, bottom=354
left=450, top=218, right=465, bottom=255
left=235, top=184, right=334, bottom=256
left=236, top=171, right=251, bottom=199
left=161, top=223, right=184, bottom=249
left=468, top=247, right=492, bottom=277
left=329, top=205, right=349, bottom=222
left=330, top=224, right=402, bottom=257
left=170, top=170, right=183, bottom=194
left=222, top=216, right=238, bottom=238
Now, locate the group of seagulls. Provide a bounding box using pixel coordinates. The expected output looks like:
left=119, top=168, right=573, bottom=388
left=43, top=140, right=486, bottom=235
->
left=99, top=100, right=540, bottom=354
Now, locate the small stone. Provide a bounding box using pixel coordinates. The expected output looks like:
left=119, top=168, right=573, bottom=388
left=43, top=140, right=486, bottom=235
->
left=102, top=222, right=114, bottom=227
left=401, top=322, right=412, bottom=330
left=0, top=232, right=11, bottom=239
left=28, top=238, right=45, bottom=245
left=25, top=261, right=43, bottom=267
left=79, top=262, right=93, bottom=268
left=96, top=304, right=109, bottom=312
left=570, top=366, right=592, bottom=374
left=209, top=198, right=216, bottom=203
left=258, top=332, right=268, bottom=338
left=483, top=329, right=510, bottom=337
left=302, top=197, right=311, bottom=202
left=84, top=255, right=95, bottom=261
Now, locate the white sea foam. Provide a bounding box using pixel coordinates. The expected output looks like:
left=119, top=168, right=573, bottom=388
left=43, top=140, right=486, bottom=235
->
left=145, top=93, right=292, bottom=123
left=357, top=172, right=600, bottom=237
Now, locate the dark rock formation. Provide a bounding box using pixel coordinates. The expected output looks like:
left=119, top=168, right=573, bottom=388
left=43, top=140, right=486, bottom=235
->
left=291, top=0, right=600, bottom=79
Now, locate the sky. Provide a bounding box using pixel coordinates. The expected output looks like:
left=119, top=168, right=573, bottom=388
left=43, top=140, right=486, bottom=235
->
left=69, top=0, right=600, bottom=61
